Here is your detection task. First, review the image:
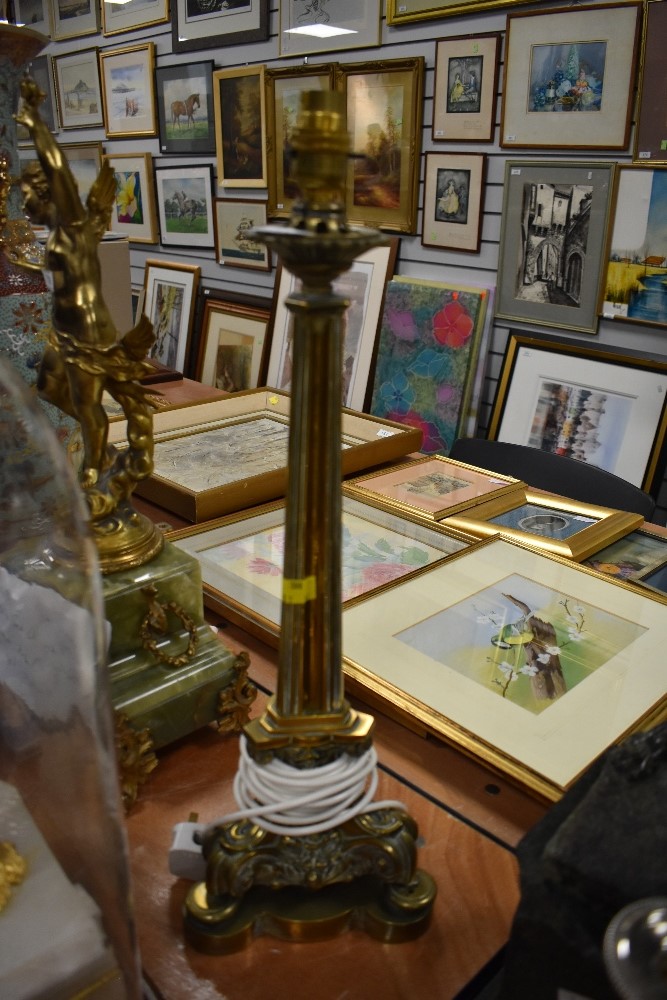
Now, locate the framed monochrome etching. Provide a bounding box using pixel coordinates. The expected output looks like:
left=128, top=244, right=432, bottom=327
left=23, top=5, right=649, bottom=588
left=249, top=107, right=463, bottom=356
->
left=172, top=0, right=269, bottom=54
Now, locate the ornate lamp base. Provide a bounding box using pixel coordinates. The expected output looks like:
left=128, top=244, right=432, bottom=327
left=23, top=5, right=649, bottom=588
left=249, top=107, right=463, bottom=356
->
left=183, top=809, right=436, bottom=952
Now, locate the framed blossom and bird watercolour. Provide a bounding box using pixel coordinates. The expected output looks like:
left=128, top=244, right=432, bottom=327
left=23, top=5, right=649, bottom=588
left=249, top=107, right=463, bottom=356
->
left=103, top=152, right=157, bottom=244
left=154, top=61, right=215, bottom=157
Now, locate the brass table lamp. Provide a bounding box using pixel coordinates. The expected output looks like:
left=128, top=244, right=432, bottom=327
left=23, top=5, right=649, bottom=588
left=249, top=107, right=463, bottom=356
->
left=184, top=91, right=436, bottom=950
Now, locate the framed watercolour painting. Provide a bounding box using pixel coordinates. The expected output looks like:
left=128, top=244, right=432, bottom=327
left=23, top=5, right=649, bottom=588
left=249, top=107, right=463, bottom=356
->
left=584, top=528, right=667, bottom=584
left=487, top=332, right=667, bottom=497
left=142, top=259, right=200, bottom=374
left=634, top=0, right=667, bottom=163
left=168, top=491, right=474, bottom=647
left=62, top=142, right=103, bottom=206
left=14, top=0, right=51, bottom=36
left=195, top=293, right=271, bottom=392
left=213, top=65, right=267, bottom=189
left=336, top=58, right=425, bottom=234
left=102, top=0, right=169, bottom=37
left=99, top=43, right=157, bottom=139
left=279, top=0, right=380, bottom=59
left=432, top=33, right=500, bottom=144
left=265, top=63, right=336, bottom=219
left=49, top=0, right=99, bottom=40
left=600, top=165, right=667, bottom=328
left=155, top=61, right=215, bottom=157
left=214, top=198, right=271, bottom=272
left=422, top=152, right=486, bottom=253
left=172, top=0, right=269, bottom=54
left=52, top=48, right=103, bottom=131
left=495, top=160, right=615, bottom=334
left=342, top=536, right=667, bottom=801
left=154, top=163, right=215, bottom=249
left=264, top=240, right=398, bottom=411
left=103, top=152, right=157, bottom=244
left=500, top=3, right=641, bottom=151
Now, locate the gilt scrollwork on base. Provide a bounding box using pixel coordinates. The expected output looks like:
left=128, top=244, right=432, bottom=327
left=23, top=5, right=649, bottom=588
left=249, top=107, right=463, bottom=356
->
left=114, top=712, right=158, bottom=812
left=215, top=651, right=257, bottom=733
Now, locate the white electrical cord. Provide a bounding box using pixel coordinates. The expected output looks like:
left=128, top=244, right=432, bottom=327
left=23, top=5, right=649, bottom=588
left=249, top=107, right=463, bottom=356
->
left=206, top=736, right=407, bottom=838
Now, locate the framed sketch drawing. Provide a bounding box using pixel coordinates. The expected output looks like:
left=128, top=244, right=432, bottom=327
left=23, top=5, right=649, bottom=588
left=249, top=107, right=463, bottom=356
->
left=103, top=152, right=157, bottom=244
left=336, top=58, right=425, bottom=234
left=266, top=63, right=336, bottom=219
left=600, top=165, right=667, bottom=328
left=264, top=240, right=398, bottom=410
left=172, top=0, right=269, bottom=54
left=52, top=48, right=103, bottom=131
left=195, top=294, right=271, bottom=392
left=154, top=163, right=215, bottom=249
left=279, top=0, right=381, bottom=59
left=155, top=60, right=215, bottom=157
left=142, top=259, right=200, bottom=373
left=634, top=0, right=667, bottom=163
left=422, top=152, right=486, bottom=253
left=49, top=0, right=99, bottom=40
left=495, top=160, right=615, bottom=334
left=99, top=43, right=157, bottom=140
left=488, top=332, right=667, bottom=497
left=342, top=536, right=667, bottom=801
left=102, top=0, right=169, bottom=37
left=500, top=3, right=641, bottom=151
left=432, top=33, right=500, bottom=143
left=213, top=65, right=267, bottom=189
left=214, top=198, right=271, bottom=272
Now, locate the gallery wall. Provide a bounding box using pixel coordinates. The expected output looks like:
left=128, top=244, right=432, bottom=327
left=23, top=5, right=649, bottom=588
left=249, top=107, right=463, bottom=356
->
left=34, top=0, right=667, bottom=520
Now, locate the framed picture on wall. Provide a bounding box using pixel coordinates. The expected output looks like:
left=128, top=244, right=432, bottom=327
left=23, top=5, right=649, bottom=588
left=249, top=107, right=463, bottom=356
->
left=18, top=55, right=57, bottom=139
left=213, top=65, right=267, bottom=189
left=387, top=0, right=543, bottom=24
left=52, top=48, right=104, bottom=130
left=422, top=152, right=486, bottom=253
left=279, top=0, right=381, bottom=59
left=61, top=142, right=103, bottom=206
left=99, top=42, right=157, bottom=139
left=14, top=0, right=51, bottom=35
left=195, top=293, right=272, bottom=392
left=154, top=163, right=215, bottom=249
left=49, top=0, right=99, bottom=40
left=172, top=0, right=269, bottom=54
left=103, top=152, right=157, bottom=244
left=495, top=160, right=615, bottom=335
left=142, top=259, right=201, bottom=373
left=335, top=58, right=425, bottom=234
left=432, top=33, right=501, bottom=143
left=265, top=63, right=336, bottom=219
left=487, top=331, right=667, bottom=497
left=155, top=60, right=216, bottom=157
left=500, top=3, right=641, bottom=151
left=634, top=0, right=667, bottom=163
left=214, top=198, right=271, bottom=271
left=102, top=0, right=169, bottom=37
left=599, top=165, right=667, bottom=329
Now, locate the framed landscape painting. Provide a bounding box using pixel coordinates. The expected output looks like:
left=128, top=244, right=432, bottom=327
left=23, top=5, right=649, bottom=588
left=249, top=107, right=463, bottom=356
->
left=488, top=332, right=667, bottom=497
left=155, top=61, right=215, bottom=157
left=142, top=259, right=200, bottom=373
left=99, top=42, right=157, bottom=139
left=154, top=163, right=215, bottom=249
left=102, top=0, right=169, bottom=36
left=495, top=160, right=615, bottom=334
left=103, top=152, right=157, bottom=244
left=52, top=48, right=103, bottom=130
left=634, top=0, right=667, bottom=163
left=50, top=0, right=99, bottom=40
left=213, top=65, right=267, bottom=189
left=432, top=33, right=501, bottom=143
left=422, top=152, right=486, bottom=253
left=14, top=0, right=51, bottom=35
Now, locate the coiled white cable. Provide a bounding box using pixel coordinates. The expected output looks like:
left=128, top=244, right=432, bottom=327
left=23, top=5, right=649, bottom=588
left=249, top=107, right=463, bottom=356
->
left=203, top=736, right=407, bottom=838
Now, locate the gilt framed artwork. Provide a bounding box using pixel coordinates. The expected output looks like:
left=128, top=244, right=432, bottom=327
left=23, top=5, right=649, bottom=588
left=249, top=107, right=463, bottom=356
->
left=103, top=152, right=157, bottom=244
left=99, top=42, right=157, bottom=139
left=432, top=33, right=501, bottom=143
left=52, top=48, right=103, bottom=131
left=195, top=293, right=271, bottom=392
left=49, top=0, right=99, bottom=40
left=213, top=65, right=267, bottom=190
left=102, top=0, right=169, bottom=37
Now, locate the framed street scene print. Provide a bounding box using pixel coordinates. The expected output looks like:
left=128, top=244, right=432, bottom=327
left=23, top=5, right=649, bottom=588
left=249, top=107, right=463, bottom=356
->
left=155, top=60, right=215, bottom=157
left=422, top=152, right=486, bottom=253
left=432, top=33, right=500, bottom=143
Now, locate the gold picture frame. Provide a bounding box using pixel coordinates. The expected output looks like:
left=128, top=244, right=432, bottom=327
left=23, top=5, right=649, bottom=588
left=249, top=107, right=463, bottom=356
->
left=213, top=65, right=267, bottom=190
left=102, top=0, right=169, bottom=36
left=99, top=42, right=157, bottom=140
left=342, top=535, right=667, bottom=801
left=195, top=293, right=271, bottom=392
left=107, top=389, right=423, bottom=522
left=103, top=151, right=157, bottom=244
left=443, top=489, right=642, bottom=561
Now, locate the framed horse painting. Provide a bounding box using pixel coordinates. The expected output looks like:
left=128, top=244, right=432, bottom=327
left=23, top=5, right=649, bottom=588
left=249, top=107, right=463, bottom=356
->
left=155, top=61, right=216, bottom=157
left=154, top=163, right=216, bottom=249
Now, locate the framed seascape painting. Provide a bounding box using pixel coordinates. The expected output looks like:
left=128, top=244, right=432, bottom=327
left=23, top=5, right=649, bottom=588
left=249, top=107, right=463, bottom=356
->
left=172, top=0, right=269, bottom=54
left=103, top=152, right=157, bottom=244
left=264, top=240, right=398, bottom=411
left=501, top=4, right=641, bottom=151
left=432, top=33, right=501, bottom=144
left=168, top=490, right=475, bottom=646
left=214, top=198, right=271, bottom=272
left=62, top=142, right=103, bottom=206
left=346, top=454, right=524, bottom=522
left=14, top=0, right=51, bottom=35
left=154, top=163, right=215, bottom=249
left=49, top=0, right=99, bottom=40
left=495, top=160, right=615, bottom=334
left=634, top=0, right=667, bottom=164
left=422, top=152, right=486, bottom=253
left=342, top=536, right=667, bottom=801
left=265, top=63, right=336, bottom=219
left=584, top=529, right=667, bottom=584
left=52, top=48, right=104, bottom=131
left=102, top=0, right=169, bottom=37
left=99, top=43, right=157, bottom=140
left=443, top=489, right=642, bottom=562
left=106, top=390, right=423, bottom=522
left=18, top=55, right=57, bottom=138
left=488, top=332, right=667, bottom=498
left=195, top=293, right=271, bottom=392
left=279, top=0, right=380, bottom=59
left=213, top=65, right=267, bottom=190
left=335, top=58, right=425, bottom=234
left=369, top=277, right=490, bottom=454
left=155, top=61, right=215, bottom=157
left=142, top=259, right=201, bottom=374
left=599, top=165, right=667, bottom=329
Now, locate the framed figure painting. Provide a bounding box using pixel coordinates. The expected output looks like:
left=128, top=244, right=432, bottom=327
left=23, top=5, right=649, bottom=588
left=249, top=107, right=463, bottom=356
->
left=422, top=152, right=486, bottom=253
left=432, top=33, right=501, bottom=143
left=213, top=65, right=267, bottom=189
left=195, top=292, right=271, bottom=392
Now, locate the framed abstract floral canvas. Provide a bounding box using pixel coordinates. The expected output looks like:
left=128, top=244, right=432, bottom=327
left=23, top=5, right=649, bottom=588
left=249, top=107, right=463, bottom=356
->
left=103, top=152, right=157, bottom=244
